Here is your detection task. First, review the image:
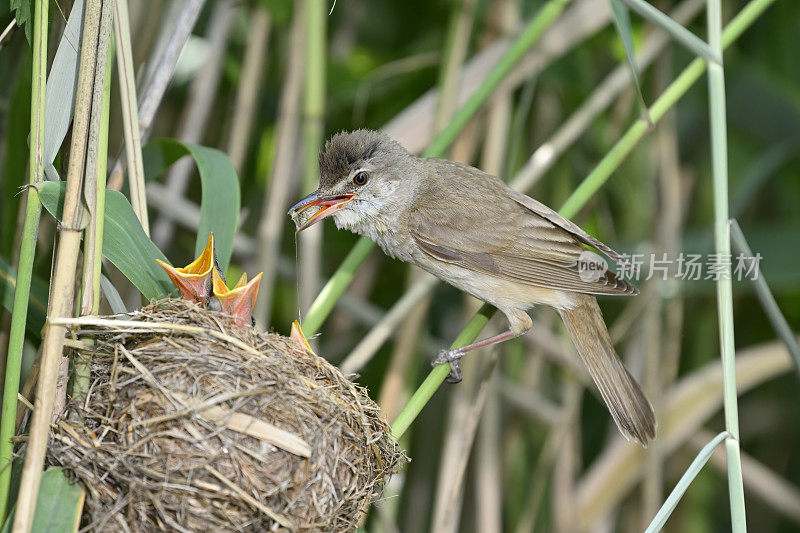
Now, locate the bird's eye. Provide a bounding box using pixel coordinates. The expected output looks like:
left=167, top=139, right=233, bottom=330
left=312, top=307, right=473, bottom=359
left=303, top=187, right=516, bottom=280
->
left=353, top=171, right=369, bottom=186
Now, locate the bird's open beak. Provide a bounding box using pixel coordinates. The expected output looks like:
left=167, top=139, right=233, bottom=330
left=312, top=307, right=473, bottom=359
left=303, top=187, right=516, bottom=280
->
left=156, top=233, right=216, bottom=302
left=211, top=269, right=263, bottom=327
left=289, top=191, right=355, bottom=232
left=290, top=320, right=315, bottom=354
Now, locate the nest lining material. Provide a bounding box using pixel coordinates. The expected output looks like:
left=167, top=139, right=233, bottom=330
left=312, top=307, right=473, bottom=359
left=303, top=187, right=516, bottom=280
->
left=47, top=298, right=405, bottom=532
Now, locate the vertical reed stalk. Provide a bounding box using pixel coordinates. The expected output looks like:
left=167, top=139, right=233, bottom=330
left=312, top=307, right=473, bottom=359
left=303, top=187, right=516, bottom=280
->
left=706, top=0, right=746, bottom=527
left=227, top=6, right=271, bottom=172
left=298, top=0, right=327, bottom=316
left=107, top=0, right=205, bottom=191
left=114, top=0, right=148, bottom=233
left=12, top=1, right=105, bottom=530
left=254, top=2, right=305, bottom=327
left=433, top=0, right=476, bottom=133
left=75, top=17, right=114, bottom=408
left=0, top=0, right=48, bottom=521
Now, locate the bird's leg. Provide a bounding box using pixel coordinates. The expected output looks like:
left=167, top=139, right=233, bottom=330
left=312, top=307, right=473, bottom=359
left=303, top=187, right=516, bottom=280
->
left=433, top=309, right=532, bottom=383
left=432, top=329, right=518, bottom=383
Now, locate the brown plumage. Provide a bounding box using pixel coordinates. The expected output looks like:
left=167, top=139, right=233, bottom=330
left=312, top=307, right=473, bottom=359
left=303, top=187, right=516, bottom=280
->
left=291, top=129, right=655, bottom=445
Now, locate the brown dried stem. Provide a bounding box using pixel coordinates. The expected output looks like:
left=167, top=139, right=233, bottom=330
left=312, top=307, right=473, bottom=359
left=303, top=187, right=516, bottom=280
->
left=13, top=0, right=106, bottom=529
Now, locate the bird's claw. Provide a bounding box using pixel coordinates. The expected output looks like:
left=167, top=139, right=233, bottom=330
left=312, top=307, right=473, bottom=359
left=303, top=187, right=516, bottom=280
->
left=432, top=349, right=463, bottom=384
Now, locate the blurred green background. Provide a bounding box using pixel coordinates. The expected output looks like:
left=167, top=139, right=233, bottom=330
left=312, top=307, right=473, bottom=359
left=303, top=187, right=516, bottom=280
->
left=0, top=0, right=798, bottom=531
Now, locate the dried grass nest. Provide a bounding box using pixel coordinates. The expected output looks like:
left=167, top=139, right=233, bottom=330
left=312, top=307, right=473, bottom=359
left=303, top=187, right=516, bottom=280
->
left=47, top=298, right=406, bottom=532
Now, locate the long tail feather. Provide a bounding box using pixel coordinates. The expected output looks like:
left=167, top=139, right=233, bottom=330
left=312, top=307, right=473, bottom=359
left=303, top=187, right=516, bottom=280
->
left=558, top=296, right=656, bottom=445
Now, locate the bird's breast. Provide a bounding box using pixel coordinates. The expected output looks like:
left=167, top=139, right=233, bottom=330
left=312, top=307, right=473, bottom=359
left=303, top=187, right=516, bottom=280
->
left=373, top=228, right=418, bottom=263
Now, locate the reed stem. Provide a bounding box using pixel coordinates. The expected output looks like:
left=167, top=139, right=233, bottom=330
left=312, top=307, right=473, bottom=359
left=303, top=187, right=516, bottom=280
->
left=706, top=0, right=746, bottom=527
left=298, top=0, right=327, bottom=315
left=74, top=13, right=114, bottom=409
left=114, top=0, right=148, bottom=233
left=12, top=1, right=105, bottom=529
left=0, top=0, right=48, bottom=521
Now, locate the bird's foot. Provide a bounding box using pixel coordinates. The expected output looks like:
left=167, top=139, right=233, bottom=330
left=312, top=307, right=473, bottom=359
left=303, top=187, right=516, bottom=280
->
left=432, top=349, right=463, bottom=384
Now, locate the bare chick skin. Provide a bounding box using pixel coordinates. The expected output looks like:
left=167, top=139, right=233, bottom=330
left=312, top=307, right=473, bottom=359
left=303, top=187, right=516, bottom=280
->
left=290, top=129, right=655, bottom=445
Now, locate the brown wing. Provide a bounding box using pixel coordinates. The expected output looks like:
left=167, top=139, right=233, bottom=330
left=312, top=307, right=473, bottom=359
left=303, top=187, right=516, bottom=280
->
left=408, top=164, right=637, bottom=296
left=506, top=189, right=629, bottom=265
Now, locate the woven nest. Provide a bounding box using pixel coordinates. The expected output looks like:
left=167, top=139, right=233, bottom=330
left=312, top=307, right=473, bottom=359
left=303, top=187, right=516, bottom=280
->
left=47, top=299, right=406, bottom=532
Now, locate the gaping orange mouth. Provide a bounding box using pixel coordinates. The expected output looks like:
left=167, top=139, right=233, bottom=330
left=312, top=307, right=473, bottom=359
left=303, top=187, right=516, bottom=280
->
left=289, top=192, right=355, bottom=232
left=156, top=233, right=217, bottom=302
left=211, top=269, right=263, bottom=327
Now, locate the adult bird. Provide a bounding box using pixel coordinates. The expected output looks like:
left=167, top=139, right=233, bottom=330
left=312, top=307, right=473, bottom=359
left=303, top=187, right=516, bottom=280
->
left=290, top=130, right=655, bottom=445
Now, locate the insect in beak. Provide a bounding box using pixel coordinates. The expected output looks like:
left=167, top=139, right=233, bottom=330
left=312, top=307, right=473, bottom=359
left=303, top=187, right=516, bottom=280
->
left=289, top=191, right=355, bottom=232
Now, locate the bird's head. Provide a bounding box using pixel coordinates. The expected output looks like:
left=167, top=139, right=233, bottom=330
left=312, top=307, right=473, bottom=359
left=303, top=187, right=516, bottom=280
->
left=289, top=129, right=417, bottom=233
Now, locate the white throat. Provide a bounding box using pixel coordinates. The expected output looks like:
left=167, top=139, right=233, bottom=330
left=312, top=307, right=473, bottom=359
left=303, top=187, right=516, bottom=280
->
left=332, top=202, right=412, bottom=261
